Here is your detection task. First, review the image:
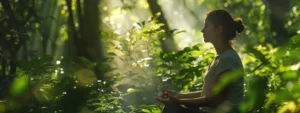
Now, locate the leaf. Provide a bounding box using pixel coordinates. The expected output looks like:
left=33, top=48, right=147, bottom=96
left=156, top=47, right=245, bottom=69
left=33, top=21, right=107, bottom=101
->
left=213, top=69, right=244, bottom=94
left=175, top=74, right=186, bottom=80
left=137, top=21, right=146, bottom=28
left=282, top=71, right=297, bottom=80
left=168, top=29, right=178, bottom=35
left=246, top=45, right=267, bottom=63
left=10, top=75, right=29, bottom=97
left=192, top=44, right=201, bottom=50
left=183, top=47, right=192, bottom=52
left=107, top=52, right=116, bottom=56
left=173, top=30, right=186, bottom=36
left=141, top=109, right=151, bottom=113
left=127, top=88, right=142, bottom=93
left=277, top=34, right=300, bottom=57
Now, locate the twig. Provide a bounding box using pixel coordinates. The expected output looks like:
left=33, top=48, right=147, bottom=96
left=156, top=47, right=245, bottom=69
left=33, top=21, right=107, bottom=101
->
left=124, top=40, right=149, bottom=76
left=0, top=0, right=18, bottom=26
left=76, top=0, right=83, bottom=27
left=250, top=57, right=272, bottom=73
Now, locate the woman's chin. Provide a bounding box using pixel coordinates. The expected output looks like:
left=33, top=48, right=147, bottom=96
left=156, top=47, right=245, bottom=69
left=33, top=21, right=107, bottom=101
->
left=203, top=39, right=208, bottom=43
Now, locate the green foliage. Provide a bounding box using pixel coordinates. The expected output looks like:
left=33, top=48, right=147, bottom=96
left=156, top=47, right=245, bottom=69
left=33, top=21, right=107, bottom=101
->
left=17, top=56, right=56, bottom=76
left=154, top=43, right=213, bottom=92
left=0, top=0, right=299, bottom=113
left=9, top=75, right=29, bottom=97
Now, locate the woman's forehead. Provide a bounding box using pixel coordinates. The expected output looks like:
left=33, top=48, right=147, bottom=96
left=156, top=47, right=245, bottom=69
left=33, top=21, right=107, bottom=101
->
left=205, top=20, right=213, bottom=25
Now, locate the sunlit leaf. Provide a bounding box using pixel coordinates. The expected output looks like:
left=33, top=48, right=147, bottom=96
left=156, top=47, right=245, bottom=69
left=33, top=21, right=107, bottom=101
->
left=282, top=71, right=297, bottom=80
left=141, top=109, right=151, bottom=113
left=127, top=88, right=142, bottom=93
left=277, top=101, right=297, bottom=113
left=10, top=75, right=29, bottom=97
left=213, top=69, right=244, bottom=94
left=246, top=45, right=267, bottom=63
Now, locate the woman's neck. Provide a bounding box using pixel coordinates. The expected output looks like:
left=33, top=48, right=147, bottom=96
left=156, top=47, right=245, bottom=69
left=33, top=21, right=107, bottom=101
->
left=212, top=42, right=233, bottom=56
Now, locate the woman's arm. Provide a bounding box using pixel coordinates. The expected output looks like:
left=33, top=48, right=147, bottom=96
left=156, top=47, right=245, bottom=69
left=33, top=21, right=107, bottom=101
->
left=176, top=91, right=202, bottom=98
left=177, top=70, right=234, bottom=106
left=177, top=94, right=224, bottom=107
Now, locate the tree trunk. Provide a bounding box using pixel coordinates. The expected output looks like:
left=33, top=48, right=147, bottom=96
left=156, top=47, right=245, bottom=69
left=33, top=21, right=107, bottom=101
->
left=74, top=0, right=105, bottom=62
left=67, top=0, right=106, bottom=81
left=268, top=0, right=292, bottom=46
left=64, top=1, right=103, bottom=112
left=146, top=0, right=177, bottom=52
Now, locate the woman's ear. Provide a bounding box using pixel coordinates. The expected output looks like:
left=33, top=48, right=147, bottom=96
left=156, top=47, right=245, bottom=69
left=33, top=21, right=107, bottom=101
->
left=216, top=26, right=223, bottom=34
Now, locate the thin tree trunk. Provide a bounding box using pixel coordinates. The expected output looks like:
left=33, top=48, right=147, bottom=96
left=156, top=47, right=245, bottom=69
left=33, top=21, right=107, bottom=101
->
left=65, top=2, right=105, bottom=112
left=146, top=0, right=177, bottom=52
left=39, top=0, right=50, bottom=56
left=80, top=0, right=105, bottom=79
left=268, top=0, right=292, bottom=46
left=65, top=0, right=78, bottom=66
left=82, top=0, right=104, bottom=61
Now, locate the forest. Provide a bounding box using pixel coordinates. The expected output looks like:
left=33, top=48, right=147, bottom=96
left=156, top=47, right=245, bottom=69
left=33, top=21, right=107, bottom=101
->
left=0, top=0, right=299, bottom=113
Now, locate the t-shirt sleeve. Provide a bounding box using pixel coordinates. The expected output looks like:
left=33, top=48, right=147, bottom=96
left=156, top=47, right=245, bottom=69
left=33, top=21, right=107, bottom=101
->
left=215, top=56, right=244, bottom=107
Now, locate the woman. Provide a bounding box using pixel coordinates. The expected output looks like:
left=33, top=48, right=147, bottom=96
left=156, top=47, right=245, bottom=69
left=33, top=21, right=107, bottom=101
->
left=156, top=9, right=245, bottom=113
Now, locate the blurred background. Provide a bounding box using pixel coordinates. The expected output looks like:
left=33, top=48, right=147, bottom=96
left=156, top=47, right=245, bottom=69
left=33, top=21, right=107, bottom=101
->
left=0, top=0, right=299, bottom=113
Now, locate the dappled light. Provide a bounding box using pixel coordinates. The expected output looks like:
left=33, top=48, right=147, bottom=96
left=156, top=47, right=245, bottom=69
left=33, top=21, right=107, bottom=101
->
left=0, top=103, right=4, bottom=113
left=32, top=83, right=53, bottom=103
left=75, top=69, right=97, bottom=87
left=9, top=76, right=29, bottom=97
left=0, top=0, right=299, bottom=113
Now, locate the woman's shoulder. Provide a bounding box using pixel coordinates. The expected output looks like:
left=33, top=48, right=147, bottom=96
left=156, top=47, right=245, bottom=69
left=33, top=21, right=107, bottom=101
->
left=219, top=50, right=240, bottom=60
left=218, top=50, right=243, bottom=69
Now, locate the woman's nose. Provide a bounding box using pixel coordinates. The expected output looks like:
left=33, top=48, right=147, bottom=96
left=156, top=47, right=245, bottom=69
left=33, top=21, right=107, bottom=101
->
left=201, top=28, right=204, bottom=33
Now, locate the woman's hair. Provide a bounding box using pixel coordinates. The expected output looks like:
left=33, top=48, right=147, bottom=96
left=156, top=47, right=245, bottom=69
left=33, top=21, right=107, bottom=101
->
left=206, top=9, right=244, bottom=41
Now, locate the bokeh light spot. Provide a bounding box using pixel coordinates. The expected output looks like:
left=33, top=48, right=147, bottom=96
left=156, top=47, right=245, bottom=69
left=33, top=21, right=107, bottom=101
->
left=0, top=103, right=5, bottom=113
left=75, top=69, right=97, bottom=87
left=10, top=76, right=29, bottom=97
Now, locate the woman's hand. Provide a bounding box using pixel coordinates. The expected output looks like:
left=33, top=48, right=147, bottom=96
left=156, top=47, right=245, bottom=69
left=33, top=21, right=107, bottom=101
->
left=156, top=95, right=179, bottom=105
left=159, top=91, right=168, bottom=99
left=162, top=89, right=178, bottom=97
left=156, top=89, right=179, bottom=104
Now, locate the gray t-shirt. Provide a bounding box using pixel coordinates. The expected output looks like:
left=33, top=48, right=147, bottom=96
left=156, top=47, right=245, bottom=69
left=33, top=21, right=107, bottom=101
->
left=201, top=49, right=244, bottom=113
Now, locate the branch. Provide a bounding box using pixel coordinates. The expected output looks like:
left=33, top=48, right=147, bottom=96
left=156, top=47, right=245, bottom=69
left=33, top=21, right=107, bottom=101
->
left=8, top=60, right=16, bottom=75
left=66, top=0, right=84, bottom=58
left=125, top=43, right=149, bottom=76
left=250, top=57, right=272, bottom=73
left=66, top=0, right=79, bottom=38
left=76, top=0, right=83, bottom=25
left=20, top=0, right=37, bottom=26
left=1, top=58, right=7, bottom=76
left=0, top=0, right=18, bottom=26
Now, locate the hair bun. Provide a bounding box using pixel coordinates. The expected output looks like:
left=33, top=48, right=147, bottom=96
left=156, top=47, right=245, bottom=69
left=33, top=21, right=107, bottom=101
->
left=234, top=18, right=244, bottom=33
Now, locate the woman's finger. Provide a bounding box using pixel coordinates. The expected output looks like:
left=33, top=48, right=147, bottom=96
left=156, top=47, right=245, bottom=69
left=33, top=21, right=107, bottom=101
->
left=169, top=95, right=179, bottom=102
left=162, top=89, right=173, bottom=93
left=160, top=93, right=168, bottom=99
left=156, top=97, right=167, bottom=104
left=163, top=89, right=175, bottom=95
left=157, top=97, right=173, bottom=104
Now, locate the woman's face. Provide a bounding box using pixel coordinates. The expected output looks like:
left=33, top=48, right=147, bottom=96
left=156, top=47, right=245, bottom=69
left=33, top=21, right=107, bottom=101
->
left=201, top=19, right=221, bottom=43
